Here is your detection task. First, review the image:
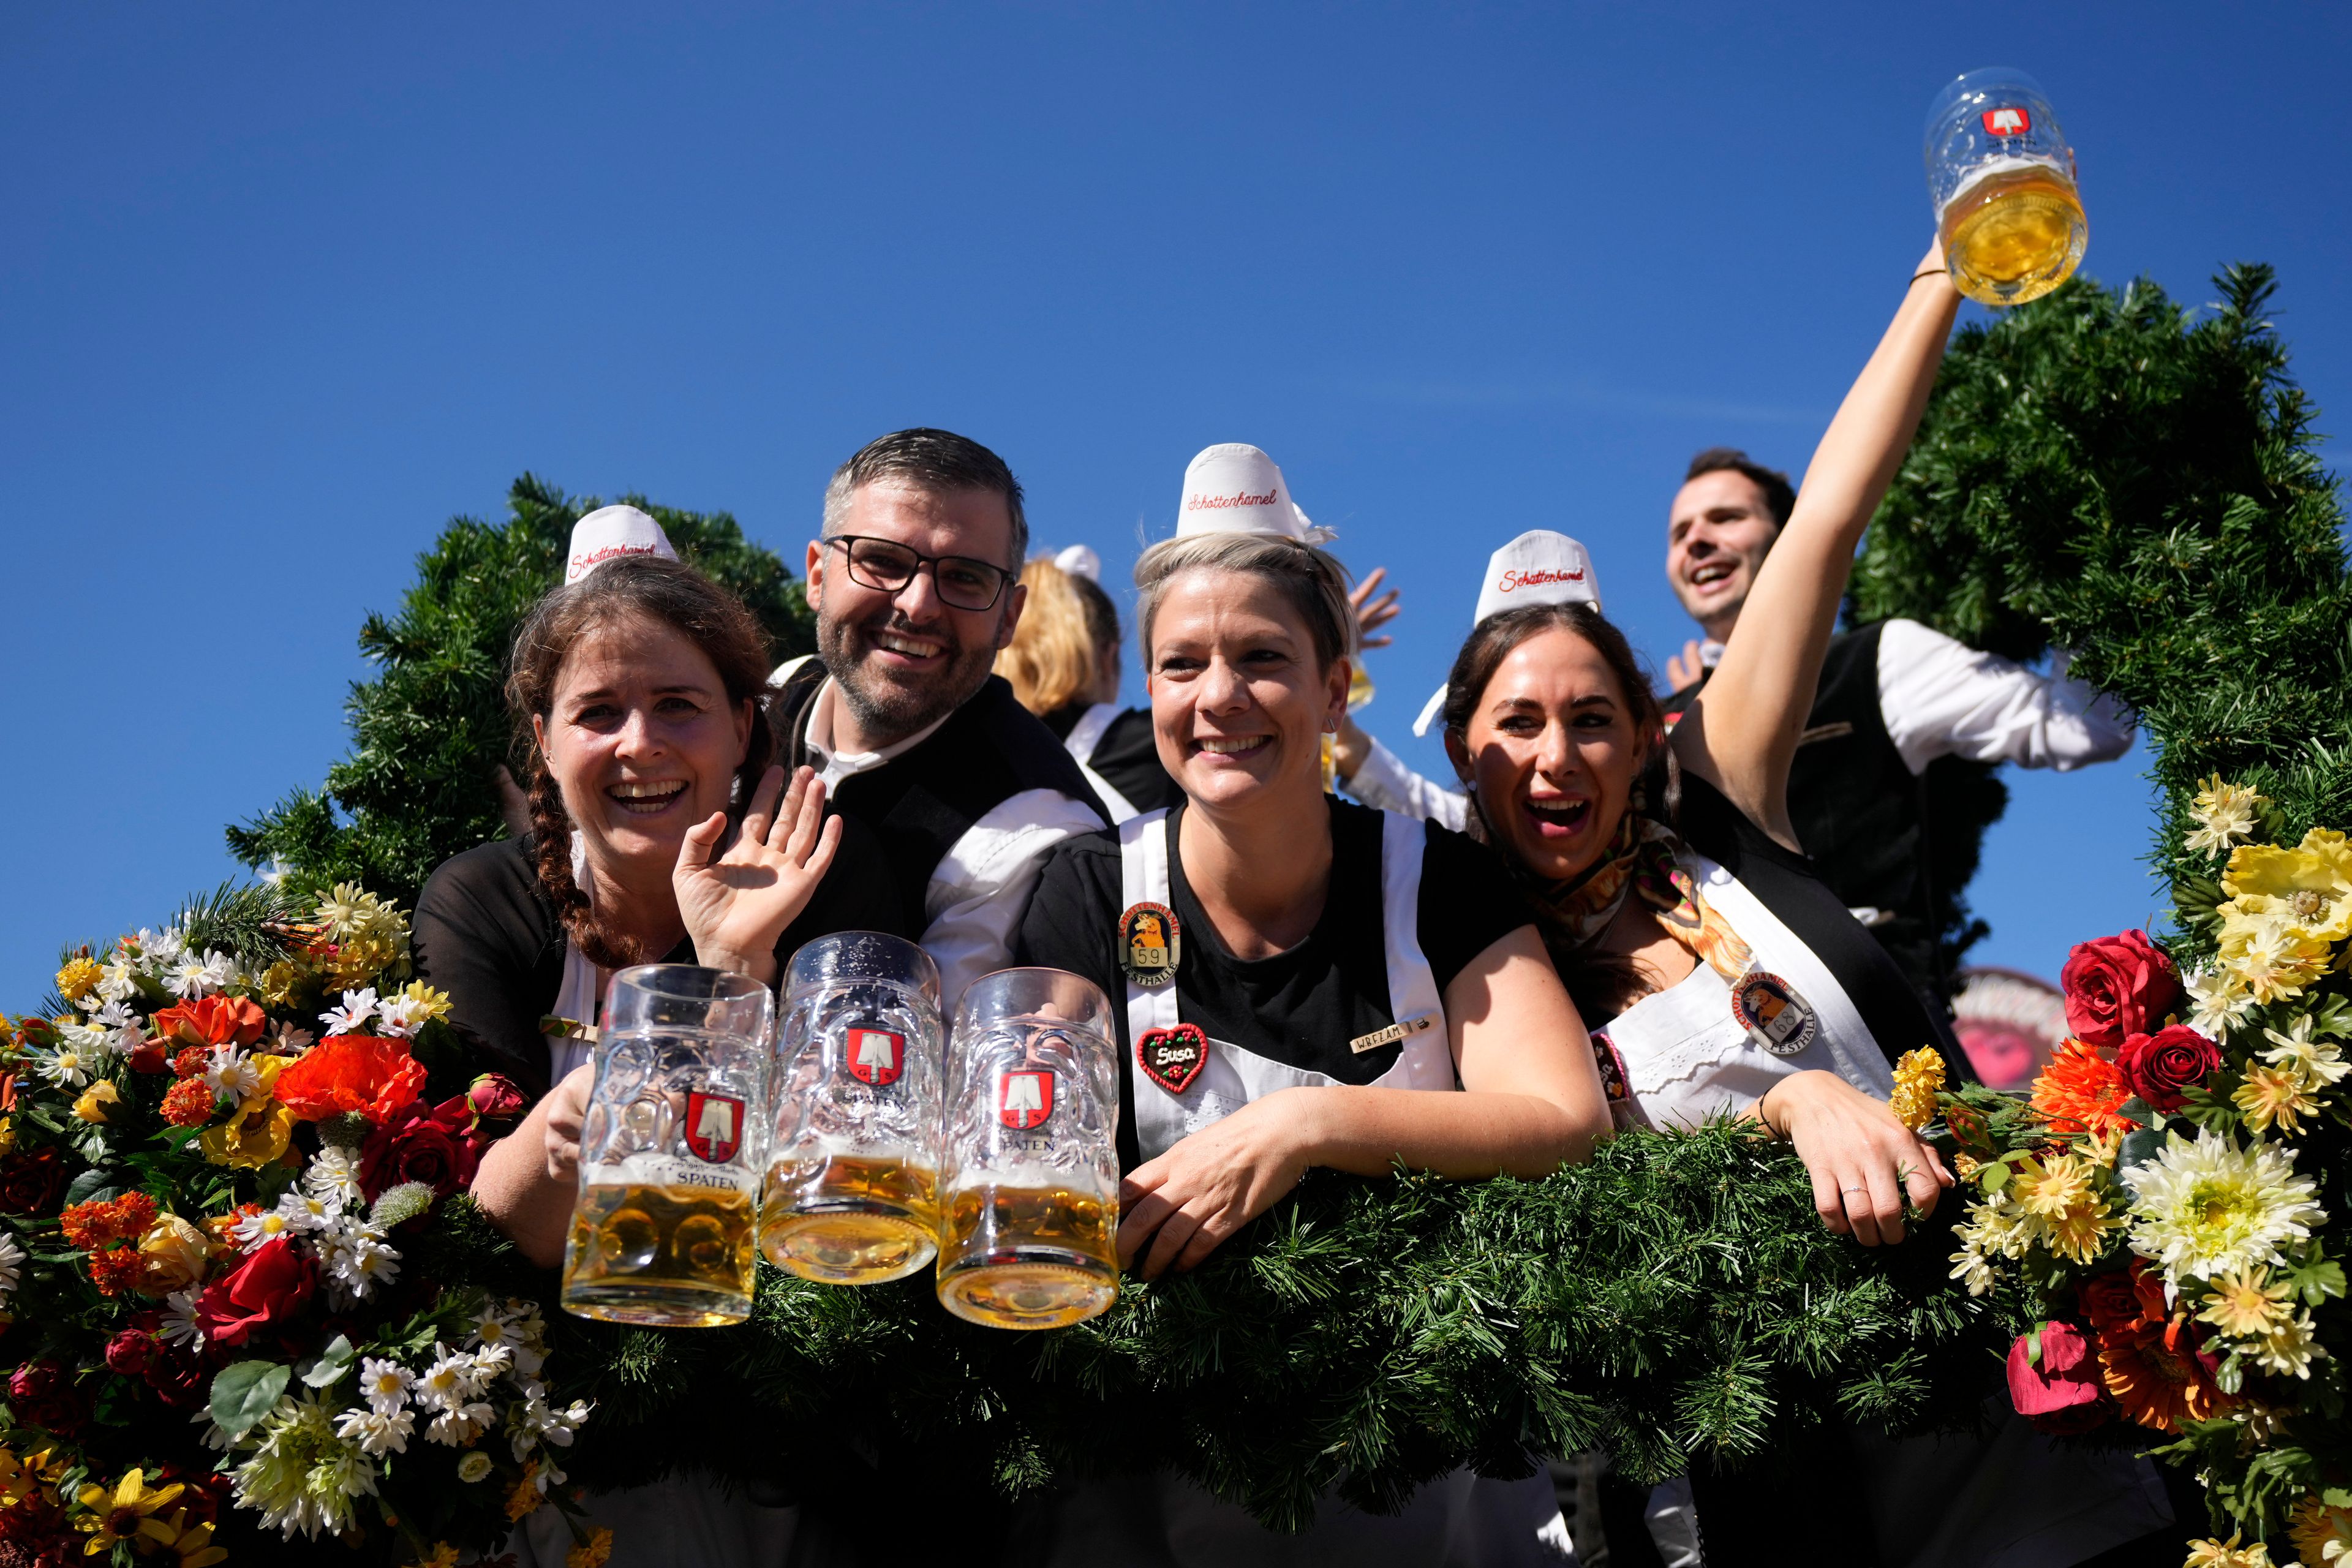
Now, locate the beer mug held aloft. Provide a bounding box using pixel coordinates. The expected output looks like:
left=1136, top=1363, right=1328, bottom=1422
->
left=762, top=932, right=947, bottom=1286
left=1924, top=67, right=2087, bottom=306
left=936, top=968, right=1122, bottom=1330
left=560, top=965, right=773, bottom=1328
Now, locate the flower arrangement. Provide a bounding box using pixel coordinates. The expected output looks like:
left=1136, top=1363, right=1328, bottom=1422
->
left=1939, top=778, right=2352, bottom=1558
left=0, top=884, right=597, bottom=1566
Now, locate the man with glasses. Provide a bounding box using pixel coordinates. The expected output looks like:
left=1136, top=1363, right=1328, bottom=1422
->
left=769, top=428, right=1107, bottom=1006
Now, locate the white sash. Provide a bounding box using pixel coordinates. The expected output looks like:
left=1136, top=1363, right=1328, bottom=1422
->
left=1118, top=809, right=1452, bottom=1163
left=1064, top=703, right=1143, bottom=824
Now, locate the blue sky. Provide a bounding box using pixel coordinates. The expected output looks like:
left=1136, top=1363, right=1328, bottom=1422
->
left=5, top=2, right=2349, bottom=1001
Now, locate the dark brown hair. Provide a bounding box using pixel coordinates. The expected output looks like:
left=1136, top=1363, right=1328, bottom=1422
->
left=822, top=427, right=1028, bottom=569
left=1440, top=600, right=1665, bottom=1019
left=1685, top=446, right=1796, bottom=530
left=506, top=556, right=776, bottom=968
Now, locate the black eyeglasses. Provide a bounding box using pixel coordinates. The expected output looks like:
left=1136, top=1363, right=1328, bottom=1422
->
left=823, top=535, right=1013, bottom=612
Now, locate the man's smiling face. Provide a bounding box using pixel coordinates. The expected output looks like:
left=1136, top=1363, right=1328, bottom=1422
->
left=1664, top=469, right=1781, bottom=643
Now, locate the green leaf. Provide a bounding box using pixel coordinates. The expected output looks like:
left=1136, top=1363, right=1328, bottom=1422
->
left=2283, top=1245, right=2348, bottom=1307
left=209, top=1361, right=290, bottom=1439
left=299, top=1334, right=356, bottom=1390
left=2117, top=1128, right=2166, bottom=1177
left=1978, top=1161, right=2010, bottom=1195
left=61, top=1167, right=123, bottom=1208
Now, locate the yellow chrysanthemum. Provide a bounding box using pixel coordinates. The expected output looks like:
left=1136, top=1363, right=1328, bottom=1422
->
left=2235, top=1061, right=2323, bottom=1135
left=74, top=1468, right=186, bottom=1552
left=394, top=980, right=453, bottom=1025
left=2010, top=1151, right=2122, bottom=1264
left=507, top=1463, right=546, bottom=1522
left=2198, top=1267, right=2295, bottom=1340
left=2185, top=1534, right=2275, bottom=1568
left=2291, top=1493, right=2352, bottom=1566
left=2250, top=1308, right=2327, bottom=1379
left=1889, top=1046, right=1945, bottom=1130
left=258, top=960, right=309, bottom=1011
left=53, top=958, right=102, bottom=1003
left=2225, top=828, right=2352, bottom=941
left=2218, top=907, right=2333, bottom=1003
left=2187, top=775, right=2266, bottom=857
left=568, top=1526, right=616, bottom=1568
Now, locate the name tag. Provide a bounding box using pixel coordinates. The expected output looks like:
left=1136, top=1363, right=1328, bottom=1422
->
left=1351, top=1014, right=1435, bottom=1055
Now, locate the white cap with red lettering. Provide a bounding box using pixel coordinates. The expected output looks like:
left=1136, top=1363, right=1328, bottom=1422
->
left=1412, top=530, right=1603, bottom=736
left=1175, top=443, right=1335, bottom=545
left=1052, top=543, right=1102, bottom=582
left=565, top=505, right=679, bottom=586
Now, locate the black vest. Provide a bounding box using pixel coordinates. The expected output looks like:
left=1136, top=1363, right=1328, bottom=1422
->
left=769, top=663, right=1109, bottom=932
left=1667, top=623, right=1952, bottom=1000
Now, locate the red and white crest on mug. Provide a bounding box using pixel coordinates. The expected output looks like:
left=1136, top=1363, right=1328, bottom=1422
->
left=1982, top=106, right=2030, bottom=137
left=684, top=1090, right=745, bottom=1163
left=997, top=1069, right=1055, bottom=1131
left=845, top=1027, right=906, bottom=1088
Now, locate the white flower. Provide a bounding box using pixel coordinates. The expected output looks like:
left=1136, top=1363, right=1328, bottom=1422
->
left=2184, top=965, right=2258, bottom=1040
left=274, top=1190, right=340, bottom=1234
left=191, top=1404, right=233, bottom=1452
left=138, top=927, right=186, bottom=967
left=95, top=958, right=140, bottom=1003
left=374, top=992, right=431, bottom=1039
left=303, top=1145, right=368, bottom=1210
left=467, top=1342, right=513, bottom=1385
left=32, top=1047, right=90, bottom=1090
left=2185, top=775, right=2264, bottom=856
left=166, top=949, right=236, bottom=1000
left=334, top=1405, right=415, bottom=1457
left=317, top=1217, right=400, bottom=1306
left=2263, top=1016, right=2352, bottom=1087
left=318, top=988, right=379, bottom=1036
left=510, top=1387, right=593, bottom=1458
left=415, top=1344, right=483, bottom=1410
left=357, top=1357, right=415, bottom=1414
left=231, top=1207, right=298, bottom=1249
left=2127, top=1128, right=2328, bottom=1281
left=270, top=1022, right=315, bottom=1055
left=161, top=1290, right=204, bottom=1347
left=424, top=1401, right=496, bottom=1447
left=457, top=1450, right=494, bottom=1483
left=0, top=1231, right=24, bottom=1302
left=51, top=1020, right=115, bottom=1063
left=205, top=1047, right=264, bottom=1100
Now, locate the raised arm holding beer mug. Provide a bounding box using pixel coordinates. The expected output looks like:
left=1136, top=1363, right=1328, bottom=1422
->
left=1926, top=67, right=2087, bottom=306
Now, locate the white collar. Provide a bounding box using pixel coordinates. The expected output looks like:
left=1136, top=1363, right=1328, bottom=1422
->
left=803, top=676, right=954, bottom=777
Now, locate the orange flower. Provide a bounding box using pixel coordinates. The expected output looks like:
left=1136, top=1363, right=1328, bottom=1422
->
left=86, top=1248, right=142, bottom=1298
left=2096, top=1319, right=2234, bottom=1431
left=2030, top=1039, right=2139, bottom=1139
left=61, top=1193, right=157, bottom=1253
left=271, top=1036, right=428, bottom=1124
left=160, top=1079, right=217, bottom=1129
left=147, top=996, right=266, bottom=1051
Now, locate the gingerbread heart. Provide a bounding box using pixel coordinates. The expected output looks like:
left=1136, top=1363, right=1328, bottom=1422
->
left=1137, top=1022, right=1208, bottom=1096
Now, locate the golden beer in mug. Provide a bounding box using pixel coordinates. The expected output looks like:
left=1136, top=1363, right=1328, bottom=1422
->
left=559, top=965, right=772, bottom=1328
left=935, top=969, right=1123, bottom=1331
left=762, top=933, right=947, bottom=1286
left=1925, top=69, right=2087, bottom=307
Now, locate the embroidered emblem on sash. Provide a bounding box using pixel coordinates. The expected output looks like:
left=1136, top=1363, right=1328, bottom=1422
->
left=1589, top=1028, right=1632, bottom=1105
left=1730, top=970, right=1820, bottom=1058
left=1349, top=1014, right=1435, bottom=1055
left=1119, top=901, right=1180, bottom=987
left=1137, top=1023, right=1208, bottom=1095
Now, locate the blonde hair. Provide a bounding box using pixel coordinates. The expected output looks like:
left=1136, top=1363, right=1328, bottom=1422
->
left=1133, top=532, right=1355, bottom=671
left=996, top=557, right=1121, bottom=715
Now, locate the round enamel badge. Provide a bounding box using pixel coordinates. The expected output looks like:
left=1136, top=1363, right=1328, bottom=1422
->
left=1119, top=901, right=1179, bottom=988
left=1730, top=970, right=1819, bottom=1058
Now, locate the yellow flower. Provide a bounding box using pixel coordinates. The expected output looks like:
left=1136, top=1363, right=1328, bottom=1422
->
left=0, top=1446, right=57, bottom=1508
left=2235, top=1061, right=2323, bottom=1135
left=2225, top=828, right=2352, bottom=941
left=507, top=1462, right=546, bottom=1521
left=413, top=1545, right=460, bottom=1568
left=2009, top=1150, right=2122, bottom=1264
left=2291, top=1493, right=2352, bottom=1566
left=2250, top=1308, right=2327, bottom=1379
left=2199, top=1267, right=2294, bottom=1340
left=1889, top=1046, right=1945, bottom=1130
left=146, top=1507, right=228, bottom=1568
left=394, top=980, right=452, bottom=1026
left=70, top=1080, right=119, bottom=1125
left=136, top=1214, right=213, bottom=1297
left=2185, top=1535, right=2275, bottom=1568
left=2187, top=775, right=2266, bottom=857
left=53, top=959, right=102, bottom=1003
left=568, top=1526, right=616, bottom=1568
left=73, top=1468, right=186, bottom=1553
left=0, top=1117, right=17, bottom=1155
left=2218, top=907, right=2332, bottom=1003
left=197, top=1097, right=294, bottom=1169
left=258, top=960, right=308, bottom=1011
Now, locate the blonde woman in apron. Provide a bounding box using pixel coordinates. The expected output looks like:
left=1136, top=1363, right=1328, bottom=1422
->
left=1013, top=445, right=1612, bottom=1565
left=1427, top=247, right=2176, bottom=1566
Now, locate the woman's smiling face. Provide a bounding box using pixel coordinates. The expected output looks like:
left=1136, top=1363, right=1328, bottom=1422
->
left=1450, top=625, right=1647, bottom=884
left=532, top=614, right=753, bottom=883
left=1146, top=567, right=1349, bottom=816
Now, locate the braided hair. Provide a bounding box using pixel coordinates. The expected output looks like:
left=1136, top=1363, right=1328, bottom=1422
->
left=505, top=556, right=777, bottom=970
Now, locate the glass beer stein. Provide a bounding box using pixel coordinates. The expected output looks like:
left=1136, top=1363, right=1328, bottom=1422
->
left=935, top=968, right=1121, bottom=1330
left=760, top=932, right=946, bottom=1285
left=1924, top=67, right=2087, bottom=307
left=560, top=965, right=772, bottom=1327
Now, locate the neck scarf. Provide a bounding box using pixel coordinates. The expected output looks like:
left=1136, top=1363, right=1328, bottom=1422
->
left=1499, top=799, right=1753, bottom=984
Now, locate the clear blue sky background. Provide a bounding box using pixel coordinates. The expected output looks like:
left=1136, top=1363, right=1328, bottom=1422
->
left=6, top=2, right=2349, bottom=1003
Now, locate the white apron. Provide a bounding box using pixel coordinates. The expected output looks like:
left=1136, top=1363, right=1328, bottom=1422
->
left=1064, top=703, right=1144, bottom=826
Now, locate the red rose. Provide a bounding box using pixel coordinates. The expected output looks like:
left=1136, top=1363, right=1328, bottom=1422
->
left=7, top=1360, right=86, bottom=1437
left=2006, top=1322, right=2109, bottom=1434
left=360, top=1096, right=483, bottom=1202
left=0, top=1150, right=62, bottom=1216
left=465, top=1074, right=529, bottom=1128
left=148, top=995, right=266, bottom=1050
left=2116, top=1024, right=2222, bottom=1112
left=2060, top=930, right=2183, bottom=1050
left=272, top=1035, right=428, bottom=1124
left=102, top=1328, right=157, bottom=1379
left=2076, top=1273, right=2145, bottom=1335
left=194, top=1235, right=317, bottom=1348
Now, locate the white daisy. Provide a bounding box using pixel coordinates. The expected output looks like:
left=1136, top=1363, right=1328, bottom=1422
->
left=356, top=1357, right=414, bottom=1415
left=334, top=1405, right=415, bottom=1457
left=32, top=1047, right=90, bottom=1090
left=166, top=950, right=236, bottom=1000
left=138, top=927, right=186, bottom=967
left=0, top=1231, right=25, bottom=1302
left=374, top=992, right=431, bottom=1039
left=424, top=1401, right=495, bottom=1447
left=318, top=988, right=379, bottom=1036
left=161, top=1289, right=205, bottom=1347
left=205, top=1047, right=264, bottom=1100
left=95, top=958, right=140, bottom=1004
left=231, top=1207, right=298, bottom=1249
left=302, top=1145, right=368, bottom=1210
left=274, top=1190, right=340, bottom=1234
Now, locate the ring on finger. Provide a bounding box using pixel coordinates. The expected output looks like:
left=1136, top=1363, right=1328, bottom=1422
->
left=1839, top=1185, right=1870, bottom=1195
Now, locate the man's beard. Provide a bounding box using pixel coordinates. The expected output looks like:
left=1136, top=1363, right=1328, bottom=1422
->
left=820, top=609, right=1001, bottom=747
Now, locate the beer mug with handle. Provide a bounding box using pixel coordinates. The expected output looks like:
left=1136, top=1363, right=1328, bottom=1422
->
left=560, top=965, right=772, bottom=1327
left=936, top=968, right=1121, bottom=1330
left=761, top=931, right=946, bottom=1284
left=1924, top=67, right=2087, bottom=307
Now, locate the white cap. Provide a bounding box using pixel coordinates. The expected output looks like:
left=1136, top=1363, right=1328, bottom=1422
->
left=1412, top=531, right=1604, bottom=736
left=1052, top=543, right=1102, bottom=582
left=565, top=505, right=678, bottom=586
left=1175, top=443, right=1335, bottom=545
